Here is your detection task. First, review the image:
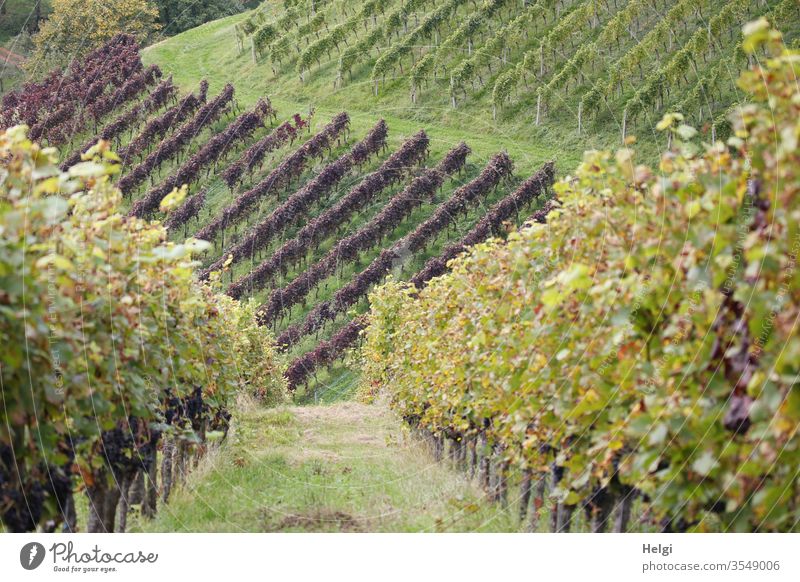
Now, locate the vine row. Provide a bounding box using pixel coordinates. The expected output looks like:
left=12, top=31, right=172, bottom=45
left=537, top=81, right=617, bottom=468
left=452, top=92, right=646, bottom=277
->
left=118, top=83, right=234, bottom=196
left=202, top=119, right=389, bottom=279
left=276, top=142, right=480, bottom=350
left=129, top=98, right=275, bottom=217
left=222, top=113, right=311, bottom=189
left=60, top=77, right=178, bottom=171
left=257, top=147, right=509, bottom=329
left=118, top=81, right=209, bottom=165
left=195, top=111, right=351, bottom=244
left=226, top=128, right=431, bottom=299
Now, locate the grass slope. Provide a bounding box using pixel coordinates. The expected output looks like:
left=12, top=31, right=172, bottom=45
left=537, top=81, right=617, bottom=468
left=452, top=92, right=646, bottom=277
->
left=142, top=1, right=795, bottom=172
left=0, top=0, right=45, bottom=45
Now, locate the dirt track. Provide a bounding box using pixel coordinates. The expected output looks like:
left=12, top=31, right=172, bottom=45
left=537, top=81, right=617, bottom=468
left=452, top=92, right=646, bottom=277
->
left=0, top=47, right=26, bottom=68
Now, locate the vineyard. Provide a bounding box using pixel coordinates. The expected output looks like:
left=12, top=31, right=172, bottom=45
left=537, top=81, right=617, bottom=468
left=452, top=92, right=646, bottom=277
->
left=0, top=30, right=555, bottom=532
left=0, top=37, right=290, bottom=534
left=361, top=25, right=800, bottom=532
left=0, top=0, right=799, bottom=536
left=220, top=0, right=800, bottom=153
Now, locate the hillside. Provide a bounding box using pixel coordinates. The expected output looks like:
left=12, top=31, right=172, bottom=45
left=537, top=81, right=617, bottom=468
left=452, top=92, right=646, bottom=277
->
left=1, top=0, right=799, bottom=536
left=141, top=13, right=564, bottom=173
left=4, top=0, right=788, bottom=400
left=143, top=0, right=799, bottom=169
left=0, top=21, right=556, bottom=408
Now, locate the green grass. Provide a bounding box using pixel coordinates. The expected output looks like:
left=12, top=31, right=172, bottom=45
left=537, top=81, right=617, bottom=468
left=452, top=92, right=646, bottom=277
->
left=0, top=0, right=42, bottom=93
left=17, top=398, right=653, bottom=533
left=134, top=400, right=529, bottom=532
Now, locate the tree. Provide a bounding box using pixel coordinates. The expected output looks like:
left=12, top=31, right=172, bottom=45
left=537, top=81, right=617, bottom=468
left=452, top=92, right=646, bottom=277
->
left=154, top=0, right=259, bottom=36
left=28, top=0, right=160, bottom=73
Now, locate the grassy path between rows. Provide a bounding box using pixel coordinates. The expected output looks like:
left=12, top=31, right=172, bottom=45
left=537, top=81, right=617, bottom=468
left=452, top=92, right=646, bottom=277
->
left=139, top=400, right=523, bottom=532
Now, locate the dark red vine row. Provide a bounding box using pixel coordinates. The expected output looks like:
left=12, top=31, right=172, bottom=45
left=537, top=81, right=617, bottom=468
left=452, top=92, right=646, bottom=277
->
left=86, top=64, right=163, bottom=124
left=221, top=113, right=310, bottom=189
left=275, top=147, right=521, bottom=350
left=282, top=161, right=555, bottom=390
left=164, top=188, right=208, bottom=232
left=410, top=161, right=555, bottom=289
left=26, top=50, right=153, bottom=146
left=164, top=115, right=310, bottom=233
left=60, top=77, right=178, bottom=171
left=202, top=119, right=389, bottom=281
left=118, top=81, right=209, bottom=165
left=1, top=35, right=142, bottom=130
left=227, top=130, right=431, bottom=300
left=258, top=145, right=474, bottom=328
left=283, top=316, right=369, bottom=391
left=129, top=98, right=275, bottom=218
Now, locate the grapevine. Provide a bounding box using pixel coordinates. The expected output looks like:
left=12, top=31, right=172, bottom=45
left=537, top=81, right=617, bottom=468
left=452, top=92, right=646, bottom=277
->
left=202, top=119, right=388, bottom=279
left=227, top=128, right=431, bottom=298
left=195, top=112, right=351, bottom=243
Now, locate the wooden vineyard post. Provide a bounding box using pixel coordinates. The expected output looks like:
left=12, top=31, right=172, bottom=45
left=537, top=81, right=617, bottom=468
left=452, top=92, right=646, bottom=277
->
left=478, top=432, right=490, bottom=491
left=535, top=93, right=541, bottom=126
left=621, top=107, right=627, bottom=142
left=614, top=492, right=634, bottom=532
left=161, top=439, right=175, bottom=503
left=530, top=475, right=546, bottom=532
left=539, top=45, right=544, bottom=77
left=143, top=457, right=157, bottom=519
left=519, top=470, right=533, bottom=522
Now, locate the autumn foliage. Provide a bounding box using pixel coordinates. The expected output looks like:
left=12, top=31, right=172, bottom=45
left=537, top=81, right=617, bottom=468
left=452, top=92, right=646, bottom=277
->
left=361, top=22, right=800, bottom=532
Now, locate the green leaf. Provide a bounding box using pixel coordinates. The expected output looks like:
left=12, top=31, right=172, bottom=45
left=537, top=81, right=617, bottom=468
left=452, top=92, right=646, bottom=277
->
left=692, top=451, right=718, bottom=477
left=160, top=185, right=188, bottom=213
left=648, top=423, right=668, bottom=445
left=676, top=124, right=698, bottom=141
left=541, top=288, right=564, bottom=307
left=559, top=263, right=591, bottom=292
left=68, top=161, right=107, bottom=178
